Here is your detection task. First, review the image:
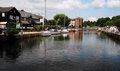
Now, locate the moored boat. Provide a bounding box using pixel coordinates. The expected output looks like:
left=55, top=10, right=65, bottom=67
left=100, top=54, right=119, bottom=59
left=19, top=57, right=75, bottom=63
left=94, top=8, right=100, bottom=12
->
left=41, top=31, right=51, bottom=37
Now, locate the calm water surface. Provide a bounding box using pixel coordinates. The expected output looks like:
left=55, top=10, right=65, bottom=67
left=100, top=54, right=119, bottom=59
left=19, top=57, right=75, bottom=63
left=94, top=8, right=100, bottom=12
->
left=0, top=31, right=120, bottom=71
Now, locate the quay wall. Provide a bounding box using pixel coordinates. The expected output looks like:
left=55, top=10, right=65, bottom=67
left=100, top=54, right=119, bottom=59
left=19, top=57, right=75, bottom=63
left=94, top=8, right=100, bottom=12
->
left=101, top=31, right=120, bottom=40
left=0, top=32, right=41, bottom=40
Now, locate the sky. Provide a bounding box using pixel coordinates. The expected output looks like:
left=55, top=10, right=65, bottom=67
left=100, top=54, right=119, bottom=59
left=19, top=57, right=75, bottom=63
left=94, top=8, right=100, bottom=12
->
left=0, top=0, right=120, bottom=21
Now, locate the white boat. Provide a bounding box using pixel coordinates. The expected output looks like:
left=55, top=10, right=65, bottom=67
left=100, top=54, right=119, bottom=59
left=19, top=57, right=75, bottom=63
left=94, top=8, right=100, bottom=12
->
left=61, top=14, right=69, bottom=33
left=51, top=31, right=61, bottom=35
left=40, top=0, right=52, bottom=37
left=41, top=31, right=51, bottom=37
left=61, top=29, right=69, bottom=33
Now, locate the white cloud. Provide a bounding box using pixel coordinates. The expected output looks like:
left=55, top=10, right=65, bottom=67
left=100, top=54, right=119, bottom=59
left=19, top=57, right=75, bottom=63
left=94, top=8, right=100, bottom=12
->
left=91, top=0, right=106, bottom=8
left=57, top=0, right=88, bottom=10
left=107, top=0, right=120, bottom=8
left=87, top=17, right=98, bottom=21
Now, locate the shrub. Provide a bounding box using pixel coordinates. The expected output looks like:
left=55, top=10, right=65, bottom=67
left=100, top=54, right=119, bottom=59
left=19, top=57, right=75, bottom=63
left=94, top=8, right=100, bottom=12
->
left=7, top=29, right=19, bottom=35
left=6, top=22, right=19, bottom=35
left=34, top=25, right=43, bottom=31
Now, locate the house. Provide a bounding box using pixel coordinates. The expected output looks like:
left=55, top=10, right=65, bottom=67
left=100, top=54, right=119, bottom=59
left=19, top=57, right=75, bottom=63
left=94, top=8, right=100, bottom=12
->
left=19, top=10, right=40, bottom=29
left=0, top=7, right=21, bottom=29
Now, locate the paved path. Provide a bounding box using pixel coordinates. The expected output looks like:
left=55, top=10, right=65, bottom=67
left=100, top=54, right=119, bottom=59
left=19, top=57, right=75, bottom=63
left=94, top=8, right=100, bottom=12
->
left=18, top=31, right=41, bottom=35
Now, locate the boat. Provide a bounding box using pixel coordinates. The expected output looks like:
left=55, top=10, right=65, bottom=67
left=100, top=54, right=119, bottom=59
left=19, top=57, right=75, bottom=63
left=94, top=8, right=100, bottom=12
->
left=61, top=15, right=69, bottom=33
left=51, top=31, right=61, bottom=35
left=61, top=28, right=69, bottom=33
left=41, top=31, right=51, bottom=36
left=40, top=0, right=51, bottom=37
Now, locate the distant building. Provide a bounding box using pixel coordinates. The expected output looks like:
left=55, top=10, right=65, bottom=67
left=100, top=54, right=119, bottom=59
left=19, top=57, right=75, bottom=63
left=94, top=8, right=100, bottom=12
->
left=69, top=17, right=83, bottom=29
left=0, top=7, right=21, bottom=28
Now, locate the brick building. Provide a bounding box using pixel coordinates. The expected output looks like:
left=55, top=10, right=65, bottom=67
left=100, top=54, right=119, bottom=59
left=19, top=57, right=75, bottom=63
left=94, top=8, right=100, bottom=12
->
left=69, top=17, right=83, bottom=29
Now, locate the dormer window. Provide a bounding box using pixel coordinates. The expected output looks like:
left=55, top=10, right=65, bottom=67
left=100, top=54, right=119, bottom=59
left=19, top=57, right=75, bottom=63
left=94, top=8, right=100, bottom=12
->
left=2, top=13, right=5, bottom=17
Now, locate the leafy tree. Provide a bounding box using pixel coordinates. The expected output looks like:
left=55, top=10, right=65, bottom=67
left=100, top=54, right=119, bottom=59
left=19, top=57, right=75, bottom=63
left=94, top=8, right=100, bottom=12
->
left=47, top=20, right=56, bottom=25
left=54, top=14, right=71, bottom=27
left=105, top=20, right=114, bottom=26
left=83, top=21, right=96, bottom=27
left=114, top=19, right=120, bottom=27
left=96, top=17, right=110, bottom=26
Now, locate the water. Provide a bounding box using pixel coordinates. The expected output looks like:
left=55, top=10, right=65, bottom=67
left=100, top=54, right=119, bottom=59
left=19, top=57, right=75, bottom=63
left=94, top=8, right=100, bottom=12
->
left=0, top=31, right=120, bottom=71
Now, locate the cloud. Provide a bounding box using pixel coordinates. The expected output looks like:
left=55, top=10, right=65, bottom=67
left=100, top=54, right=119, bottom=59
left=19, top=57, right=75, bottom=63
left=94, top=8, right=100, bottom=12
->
left=56, top=0, right=88, bottom=10
left=91, top=0, right=106, bottom=8
left=87, top=17, right=98, bottom=21
left=107, top=0, right=120, bottom=8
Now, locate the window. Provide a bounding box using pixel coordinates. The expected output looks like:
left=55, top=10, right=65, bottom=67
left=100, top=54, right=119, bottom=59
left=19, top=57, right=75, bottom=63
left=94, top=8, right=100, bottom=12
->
left=9, top=15, right=13, bottom=19
left=2, top=13, right=5, bottom=17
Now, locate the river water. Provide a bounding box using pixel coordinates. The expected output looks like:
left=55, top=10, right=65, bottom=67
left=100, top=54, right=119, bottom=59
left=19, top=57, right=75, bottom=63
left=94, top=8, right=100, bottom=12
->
left=0, top=31, right=120, bottom=71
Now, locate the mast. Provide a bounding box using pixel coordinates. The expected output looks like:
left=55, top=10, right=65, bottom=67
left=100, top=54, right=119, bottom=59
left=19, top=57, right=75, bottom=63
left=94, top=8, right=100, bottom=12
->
left=43, top=0, right=46, bottom=30
left=45, top=0, right=46, bottom=25
left=64, top=15, right=65, bottom=27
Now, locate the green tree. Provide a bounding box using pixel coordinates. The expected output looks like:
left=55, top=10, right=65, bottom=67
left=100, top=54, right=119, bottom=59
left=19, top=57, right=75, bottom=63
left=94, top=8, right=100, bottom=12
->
left=96, top=17, right=110, bottom=27
left=83, top=21, right=96, bottom=27
left=105, top=20, right=114, bottom=26
left=54, top=14, right=71, bottom=27
left=47, top=20, right=56, bottom=25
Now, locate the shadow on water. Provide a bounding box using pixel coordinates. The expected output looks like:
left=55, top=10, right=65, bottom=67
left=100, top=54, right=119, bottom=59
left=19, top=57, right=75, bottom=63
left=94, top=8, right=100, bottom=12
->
left=0, top=36, right=42, bottom=60
left=0, top=36, right=21, bottom=60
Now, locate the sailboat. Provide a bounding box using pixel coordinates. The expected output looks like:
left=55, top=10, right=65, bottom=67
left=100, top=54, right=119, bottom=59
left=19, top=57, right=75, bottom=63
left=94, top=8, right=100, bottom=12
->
left=41, top=0, right=51, bottom=36
left=61, top=15, right=69, bottom=33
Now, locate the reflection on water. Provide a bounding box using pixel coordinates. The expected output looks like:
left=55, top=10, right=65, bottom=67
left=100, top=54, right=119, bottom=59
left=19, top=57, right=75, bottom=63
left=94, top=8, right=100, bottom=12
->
left=69, top=31, right=83, bottom=42
left=54, top=33, right=70, bottom=41
left=0, top=31, right=120, bottom=71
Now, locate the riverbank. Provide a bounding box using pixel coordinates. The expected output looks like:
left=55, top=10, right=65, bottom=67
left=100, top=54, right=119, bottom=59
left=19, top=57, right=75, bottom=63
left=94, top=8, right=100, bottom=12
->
left=99, top=30, right=120, bottom=40
left=0, top=32, right=41, bottom=40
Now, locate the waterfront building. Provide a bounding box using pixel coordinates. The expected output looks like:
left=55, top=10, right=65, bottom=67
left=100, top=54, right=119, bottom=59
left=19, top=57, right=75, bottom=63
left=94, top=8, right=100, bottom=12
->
left=0, top=7, right=21, bottom=29
left=19, top=10, right=40, bottom=29
left=69, top=17, right=83, bottom=29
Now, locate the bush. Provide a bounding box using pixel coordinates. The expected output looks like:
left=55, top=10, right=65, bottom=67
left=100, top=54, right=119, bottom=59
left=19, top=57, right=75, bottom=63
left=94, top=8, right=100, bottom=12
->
left=34, top=25, right=43, bottom=31
left=0, top=28, right=2, bottom=34
left=7, top=29, right=19, bottom=35
left=6, top=22, right=19, bottom=35
left=6, top=22, right=16, bottom=28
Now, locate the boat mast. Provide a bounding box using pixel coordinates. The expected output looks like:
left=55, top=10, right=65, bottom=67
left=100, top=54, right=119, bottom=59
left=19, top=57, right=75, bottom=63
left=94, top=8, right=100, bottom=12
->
left=45, top=0, right=46, bottom=25
left=64, top=14, right=65, bottom=27
left=43, top=0, right=46, bottom=30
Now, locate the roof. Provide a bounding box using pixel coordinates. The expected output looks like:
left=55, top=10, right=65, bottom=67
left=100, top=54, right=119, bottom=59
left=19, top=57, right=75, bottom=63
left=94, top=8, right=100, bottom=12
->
left=19, top=10, right=40, bottom=19
left=19, top=10, right=31, bottom=18
left=0, top=7, right=14, bottom=12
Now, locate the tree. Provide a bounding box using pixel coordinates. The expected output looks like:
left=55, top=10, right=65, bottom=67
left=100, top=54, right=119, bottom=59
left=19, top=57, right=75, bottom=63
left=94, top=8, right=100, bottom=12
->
left=96, top=17, right=110, bottom=27
left=47, top=20, right=56, bottom=25
left=54, top=14, right=71, bottom=27
left=105, top=20, right=114, bottom=26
